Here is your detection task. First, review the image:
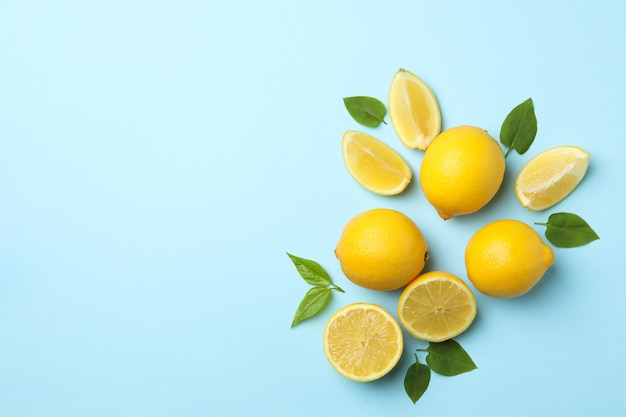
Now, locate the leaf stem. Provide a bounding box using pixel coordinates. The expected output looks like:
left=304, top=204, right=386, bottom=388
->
left=534, top=222, right=548, bottom=226
left=330, top=284, right=345, bottom=293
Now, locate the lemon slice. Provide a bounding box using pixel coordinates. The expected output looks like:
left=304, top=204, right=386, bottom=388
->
left=323, top=303, right=403, bottom=382
left=514, top=146, right=590, bottom=211
left=388, top=68, right=441, bottom=150
left=341, top=130, right=412, bottom=195
left=398, top=271, right=476, bottom=342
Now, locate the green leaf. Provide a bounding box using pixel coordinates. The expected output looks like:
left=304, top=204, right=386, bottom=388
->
left=535, top=212, right=600, bottom=248
left=404, top=354, right=431, bottom=404
left=500, top=98, right=537, bottom=157
left=424, top=340, right=477, bottom=376
left=291, top=287, right=332, bottom=328
left=343, top=96, right=387, bottom=127
left=287, top=252, right=344, bottom=328
left=286, top=252, right=333, bottom=288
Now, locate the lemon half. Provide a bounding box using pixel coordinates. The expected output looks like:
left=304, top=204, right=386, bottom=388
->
left=398, top=271, right=476, bottom=342
left=323, top=303, right=403, bottom=382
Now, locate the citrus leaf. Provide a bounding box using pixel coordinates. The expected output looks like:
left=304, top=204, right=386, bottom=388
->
left=535, top=212, right=600, bottom=248
left=343, top=96, right=387, bottom=127
left=500, top=98, right=537, bottom=157
left=424, top=340, right=477, bottom=376
left=291, top=287, right=332, bottom=328
left=286, top=252, right=333, bottom=287
left=404, top=354, right=431, bottom=404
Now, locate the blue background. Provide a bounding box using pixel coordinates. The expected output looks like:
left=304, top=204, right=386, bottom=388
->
left=1, top=0, right=624, bottom=415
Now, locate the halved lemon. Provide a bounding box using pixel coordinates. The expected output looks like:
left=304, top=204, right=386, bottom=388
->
left=514, top=145, right=590, bottom=211
left=323, top=303, right=403, bottom=382
left=388, top=68, right=441, bottom=150
left=341, top=130, right=412, bottom=195
left=398, top=271, right=476, bottom=343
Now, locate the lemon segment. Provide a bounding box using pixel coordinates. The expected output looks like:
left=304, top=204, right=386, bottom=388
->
left=323, top=303, right=403, bottom=382
left=465, top=219, right=555, bottom=298
left=514, top=146, right=590, bottom=211
left=388, top=69, right=441, bottom=150
left=398, top=271, right=476, bottom=343
left=341, top=130, right=412, bottom=196
left=335, top=209, right=428, bottom=291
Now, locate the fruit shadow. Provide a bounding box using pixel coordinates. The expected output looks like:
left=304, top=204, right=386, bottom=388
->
left=441, top=163, right=518, bottom=229
left=395, top=152, right=425, bottom=201
left=469, top=262, right=561, bottom=327
left=484, top=166, right=517, bottom=216
left=508, top=262, right=561, bottom=304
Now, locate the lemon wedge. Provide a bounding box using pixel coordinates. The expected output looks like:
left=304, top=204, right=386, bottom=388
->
left=323, top=303, right=403, bottom=382
left=514, top=146, right=590, bottom=211
left=398, top=271, right=476, bottom=342
left=341, top=130, right=412, bottom=195
left=388, top=68, right=441, bottom=150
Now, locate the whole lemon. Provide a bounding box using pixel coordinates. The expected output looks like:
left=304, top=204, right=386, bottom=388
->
left=335, top=209, right=428, bottom=291
left=465, top=219, right=555, bottom=297
left=419, top=126, right=505, bottom=219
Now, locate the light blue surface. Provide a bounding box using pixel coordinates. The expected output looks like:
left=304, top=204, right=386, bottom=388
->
left=1, top=0, right=624, bottom=415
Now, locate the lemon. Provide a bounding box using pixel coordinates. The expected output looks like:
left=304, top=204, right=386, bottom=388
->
left=420, top=126, right=505, bottom=219
left=465, top=219, right=555, bottom=298
left=335, top=209, right=428, bottom=291
left=341, top=130, right=412, bottom=195
left=398, top=271, right=476, bottom=342
left=514, top=145, right=590, bottom=211
left=388, top=68, right=441, bottom=150
left=323, top=303, right=403, bottom=382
